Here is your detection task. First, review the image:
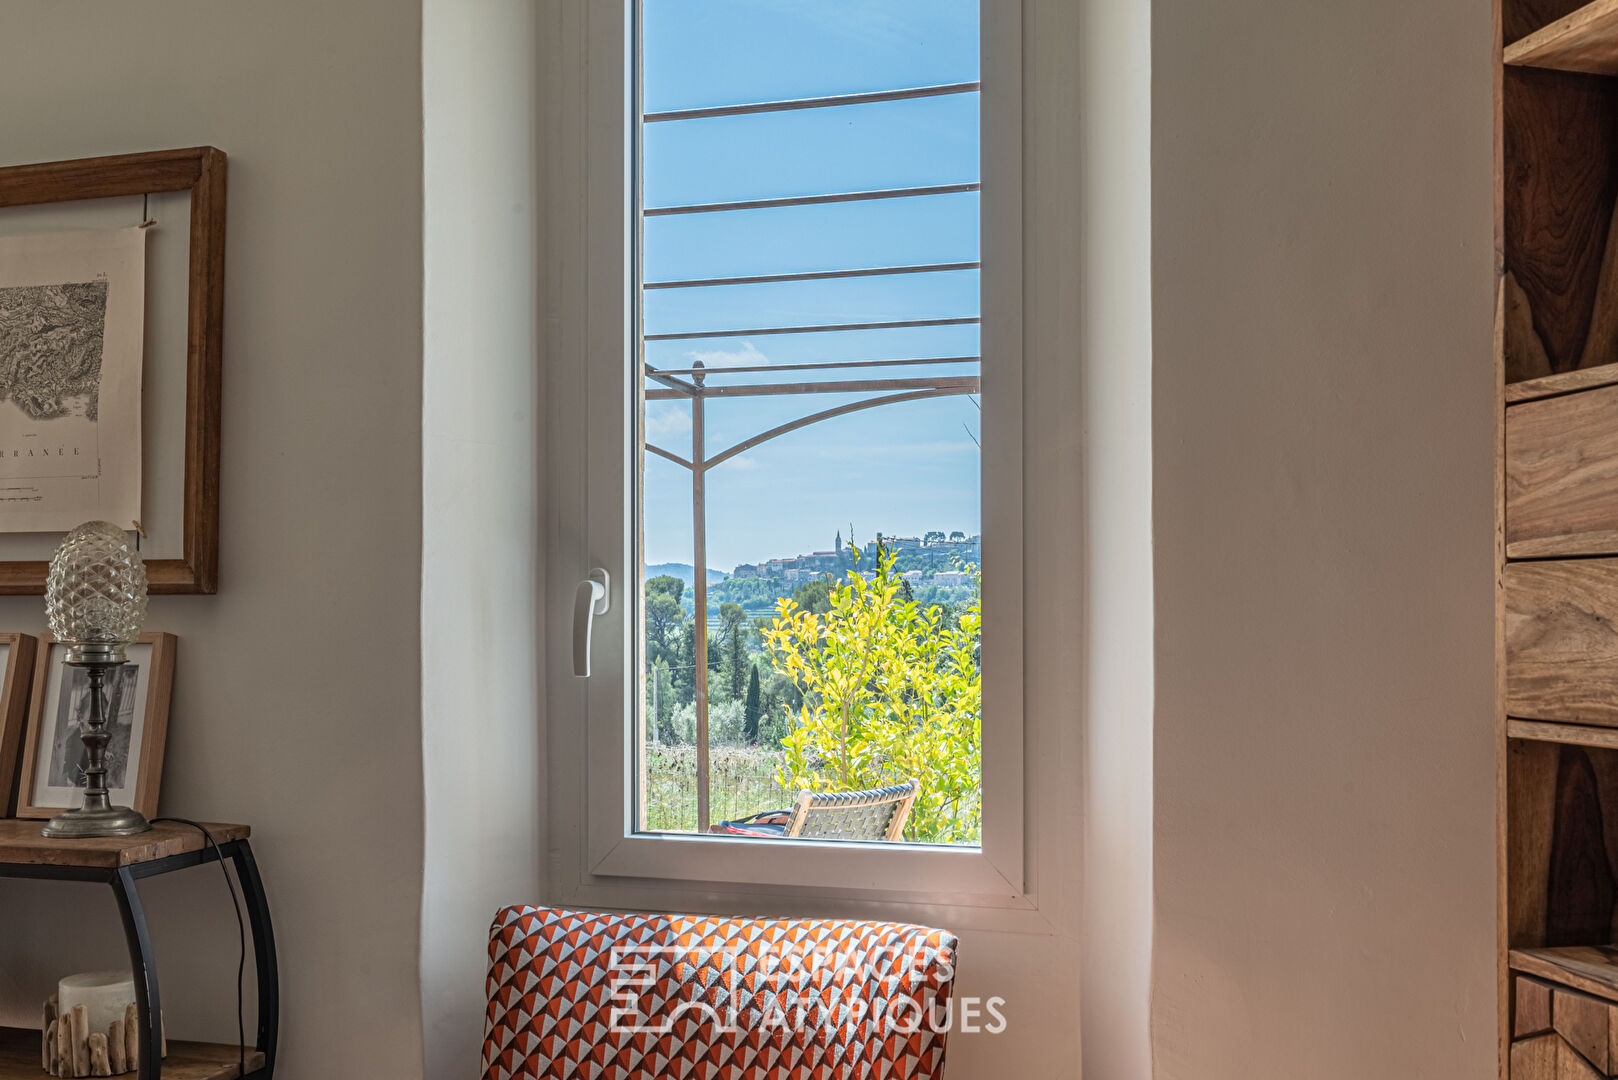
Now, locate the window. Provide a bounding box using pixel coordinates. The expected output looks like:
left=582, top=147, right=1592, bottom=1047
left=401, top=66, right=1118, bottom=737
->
left=549, top=0, right=1027, bottom=906
left=635, top=2, right=985, bottom=846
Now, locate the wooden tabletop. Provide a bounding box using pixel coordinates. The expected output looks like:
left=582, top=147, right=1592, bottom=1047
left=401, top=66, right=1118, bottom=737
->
left=0, top=820, right=249, bottom=869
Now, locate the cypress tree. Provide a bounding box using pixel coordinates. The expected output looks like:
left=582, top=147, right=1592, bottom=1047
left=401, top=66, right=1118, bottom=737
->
left=726, top=625, right=747, bottom=701
left=743, top=665, right=761, bottom=744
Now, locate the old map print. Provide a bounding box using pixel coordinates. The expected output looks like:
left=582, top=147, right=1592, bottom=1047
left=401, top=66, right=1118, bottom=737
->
left=0, top=229, right=144, bottom=531
left=0, top=281, right=108, bottom=426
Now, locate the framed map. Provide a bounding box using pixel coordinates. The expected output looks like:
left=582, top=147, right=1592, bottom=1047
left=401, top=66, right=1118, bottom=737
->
left=0, top=227, right=145, bottom=531
left=0, top=147, right=226, bottom=594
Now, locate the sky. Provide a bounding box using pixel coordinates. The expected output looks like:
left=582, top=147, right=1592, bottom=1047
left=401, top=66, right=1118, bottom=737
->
left=640, top=0, right=982, bottom=573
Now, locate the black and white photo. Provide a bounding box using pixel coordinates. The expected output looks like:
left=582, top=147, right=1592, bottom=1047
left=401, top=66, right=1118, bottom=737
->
left=17, top=632, right=174, bottom=819
left=44, top=662, right=138, bottom=788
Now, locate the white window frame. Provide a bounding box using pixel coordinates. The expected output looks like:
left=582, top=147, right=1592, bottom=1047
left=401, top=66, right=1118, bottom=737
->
left=543, top=0, right=1038, bottom=918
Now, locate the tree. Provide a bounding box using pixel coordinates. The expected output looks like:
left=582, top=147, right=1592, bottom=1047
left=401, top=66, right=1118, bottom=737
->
left=645, top=575, right=687, bottom=660
left=671, top=621, right=697, bottom=706
left=716, top=602, right=746, bottom=646
left=762, top=552, right=981, bottom=844
left=949, top=531, right=965, bottom=542
left=646, top=574, right=685, bottom=602
left=650, top=656, right=675, bottom=743
left=924, top=530, right=945, bottom=544
left=725, top=624, right=747, bottom=702
left=743, top=665, right=761, bottom=744
left=790, top=578, right=832, bottom=615
left=645, top=591, right=684, bottom=654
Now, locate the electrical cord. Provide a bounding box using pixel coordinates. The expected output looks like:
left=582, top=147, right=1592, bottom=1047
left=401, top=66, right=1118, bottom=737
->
left=152, top=818, right=247, bottom=1079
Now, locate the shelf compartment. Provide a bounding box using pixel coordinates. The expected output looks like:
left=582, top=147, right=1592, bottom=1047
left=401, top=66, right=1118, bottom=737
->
left=1508, top=382, right=1618, bottom=557
left=1505, top=560, right=1618, bottom=726
left=0, top=1027, right=263, bottom=1080
left=1502, top=64, right=1618, bottom=386
left=1508, top=0, right=1618, bottom=75
left=1508, top=740, right=1618, bottom=949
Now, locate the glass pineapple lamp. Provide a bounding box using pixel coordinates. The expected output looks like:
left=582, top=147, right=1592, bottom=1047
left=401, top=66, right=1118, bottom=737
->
left=42, top=521, right=150, bottom=838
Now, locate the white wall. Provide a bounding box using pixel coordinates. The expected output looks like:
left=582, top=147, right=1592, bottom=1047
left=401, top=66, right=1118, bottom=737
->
left=420, top=0, right=544, bottom=1075
left=1150, top=0, right=1497, bottom=1075
left=0, top=4, right=427, bottom=1078
left=1071, top=0, right=1156, bottom=1070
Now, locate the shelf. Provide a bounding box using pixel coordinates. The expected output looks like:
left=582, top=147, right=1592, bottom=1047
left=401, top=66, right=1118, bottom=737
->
left=1509, top=718, right=1618, bottom=748
left=0, top=821, right=248, bottom=870
left=0, top=1027, right=262, bottom=1080
left=1507, top=361, right=1618, bottom=404
left=1513, top=946, right=1618, bottom=1003
left=1507, top=0, right=1618, bottom=75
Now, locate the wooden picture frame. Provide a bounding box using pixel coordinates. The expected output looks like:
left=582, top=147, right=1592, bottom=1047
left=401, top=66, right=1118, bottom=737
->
left=15, top=632, right=176, bottom=821
left=0, top=147, right=225, bottom=594
left=0, top=634, right=38, bottom=815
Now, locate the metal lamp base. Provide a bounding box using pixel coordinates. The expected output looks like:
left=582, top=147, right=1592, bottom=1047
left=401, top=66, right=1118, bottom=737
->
left=42, top=804, right=150, bottom=838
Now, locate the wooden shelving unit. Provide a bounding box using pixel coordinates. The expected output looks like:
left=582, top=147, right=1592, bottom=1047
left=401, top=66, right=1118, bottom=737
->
left=1498, top=0, right=1618, bottom=1075
left=0, top=1028, right=261, bottom=1080
left=1507, top=0, right=1618, bottom=75
left=0, top=822, right=277, bottom=1080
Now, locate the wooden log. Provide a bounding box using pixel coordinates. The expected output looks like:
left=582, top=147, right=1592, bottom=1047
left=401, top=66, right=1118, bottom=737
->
left=122, top=1003, right=136, bottom=1071
left=87, top=1032, right=109, bottom=1078
left=70, top=1004, right=89, bottom=1078
left=107, top=1019, right=125, bottom=1075
left=44, top=993, right=58, bottom=1071
left=55, top=1013, right=71, bottom=1078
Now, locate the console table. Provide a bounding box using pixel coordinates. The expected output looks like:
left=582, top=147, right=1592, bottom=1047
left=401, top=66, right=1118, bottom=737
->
left=0, top=821, right=277, bottom=1080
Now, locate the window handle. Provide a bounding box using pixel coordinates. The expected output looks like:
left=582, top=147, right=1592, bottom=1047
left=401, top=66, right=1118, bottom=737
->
left=573, top=568, right=611, bottom=677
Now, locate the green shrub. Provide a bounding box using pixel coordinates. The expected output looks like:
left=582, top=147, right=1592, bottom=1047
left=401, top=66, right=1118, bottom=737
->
left=762, top=551, right=981, bottom=844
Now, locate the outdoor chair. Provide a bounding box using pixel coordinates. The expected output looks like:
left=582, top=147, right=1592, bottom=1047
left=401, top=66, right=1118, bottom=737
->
left=481, top=906, right=958, bottom=1080
left=713, top=779, right=920, bottom=841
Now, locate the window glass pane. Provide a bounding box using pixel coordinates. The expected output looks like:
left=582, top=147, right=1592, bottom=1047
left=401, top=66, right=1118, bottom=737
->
left=636, top=0, right=982, bottom=847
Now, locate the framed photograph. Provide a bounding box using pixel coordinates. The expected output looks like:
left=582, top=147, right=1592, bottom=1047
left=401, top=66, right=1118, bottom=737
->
left=15, top=632, right=175, bottom=820
left=0, top=633, right=37, bottom=814
left=0, top=148, right=225, bottom=594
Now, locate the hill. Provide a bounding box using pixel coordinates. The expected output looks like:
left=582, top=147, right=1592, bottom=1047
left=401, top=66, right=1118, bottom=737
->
left=645, top=562, right=729, bottom=588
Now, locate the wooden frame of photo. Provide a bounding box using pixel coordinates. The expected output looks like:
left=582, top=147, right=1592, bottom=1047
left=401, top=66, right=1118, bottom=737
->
left=15, top=632, right=176, bottom=820
left=0, top=634, right=38, bottom=815
left=0, top=147, right=226, bottom=594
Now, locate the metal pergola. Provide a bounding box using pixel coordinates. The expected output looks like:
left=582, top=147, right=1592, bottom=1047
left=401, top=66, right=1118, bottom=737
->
left=641, top=81, right=983, bottom=833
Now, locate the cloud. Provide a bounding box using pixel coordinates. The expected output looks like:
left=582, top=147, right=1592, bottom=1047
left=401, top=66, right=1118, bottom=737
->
left=684, top=342, right=768, bottom=369
left=645, top=404, right=691, bottom=443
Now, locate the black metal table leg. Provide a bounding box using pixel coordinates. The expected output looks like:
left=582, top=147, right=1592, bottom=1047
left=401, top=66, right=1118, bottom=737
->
left=111, top=865, right=163, bottom=1080
left=229, top=841, right=278, bottom=1077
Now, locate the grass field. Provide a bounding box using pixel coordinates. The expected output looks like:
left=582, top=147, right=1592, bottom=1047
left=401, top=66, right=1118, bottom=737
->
left=643, top=744, right=786, bottom=832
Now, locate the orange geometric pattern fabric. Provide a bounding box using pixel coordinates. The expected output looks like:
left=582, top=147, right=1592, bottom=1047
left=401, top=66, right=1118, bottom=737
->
left=481, top=906, right=958, bottom=1080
